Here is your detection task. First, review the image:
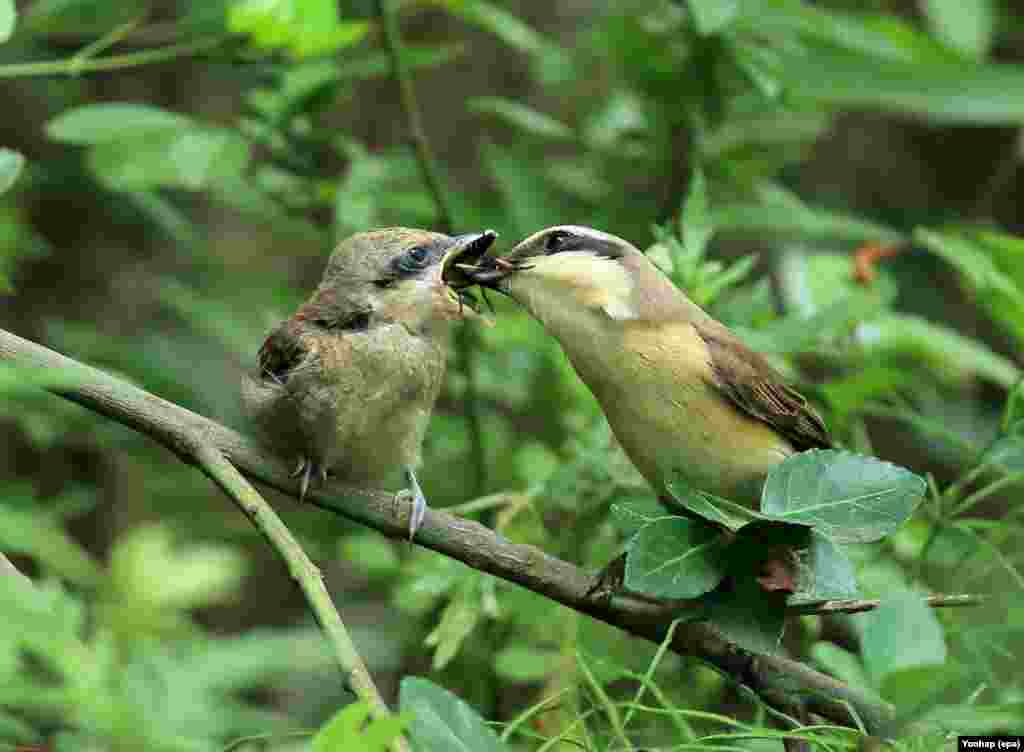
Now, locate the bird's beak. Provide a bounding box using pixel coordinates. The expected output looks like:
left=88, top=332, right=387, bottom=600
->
left=453, top=236, right=538, bottom=294
left=440, top=230, right=499, bottom=289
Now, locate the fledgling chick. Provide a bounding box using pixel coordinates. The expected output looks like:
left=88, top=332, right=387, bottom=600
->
left=243, top=228, right=496, bottom=539
left=469, top=225, right=829, bottom=511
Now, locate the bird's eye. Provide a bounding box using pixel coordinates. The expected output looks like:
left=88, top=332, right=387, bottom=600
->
left=545, top=231, right=572, bottom=254
left=395, top=245, right=432, bottom=275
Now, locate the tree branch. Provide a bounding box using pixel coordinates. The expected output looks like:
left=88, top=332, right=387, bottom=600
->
left=1, top=328, right=903, bottom=734
left=0, top=329, right=408, bottom=752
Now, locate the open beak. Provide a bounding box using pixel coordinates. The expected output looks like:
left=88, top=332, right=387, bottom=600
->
left=441, top=230, right=499, bottom=289
left=449, top=239, right=534, bottom=294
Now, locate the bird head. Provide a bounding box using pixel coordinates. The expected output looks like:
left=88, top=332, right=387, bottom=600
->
left=465, top=225, right=692, bottom=326
left=298, top=227, right=497, bottom=333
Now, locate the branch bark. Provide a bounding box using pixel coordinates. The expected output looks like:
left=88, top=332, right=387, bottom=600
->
left=0, top=328, right=899, bottom=734
left=0, top=329, right=408, bottom=752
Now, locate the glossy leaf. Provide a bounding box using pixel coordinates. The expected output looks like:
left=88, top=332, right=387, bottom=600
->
left=761, top=450, right=925, bottom=543
left=400, top=677, right=508, bottom=752
left=625, top=517, right=729, bottom=599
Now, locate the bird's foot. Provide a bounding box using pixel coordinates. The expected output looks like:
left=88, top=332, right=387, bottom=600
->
left=397, top=467, right=428, bottom=542
left=291, top=457, right=328, bottom=502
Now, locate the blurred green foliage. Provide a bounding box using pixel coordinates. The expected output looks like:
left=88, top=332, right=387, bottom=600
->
left=2, top=0, right=1024, bottom=749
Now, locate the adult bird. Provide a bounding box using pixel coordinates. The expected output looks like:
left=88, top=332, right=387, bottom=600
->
left=242, top=227, right=497, bottom=539
left=466, top=225, right=829, bottom=514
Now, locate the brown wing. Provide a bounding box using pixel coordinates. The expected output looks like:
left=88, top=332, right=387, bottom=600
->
left=696, top=320, right=830, bottom=451
left=258, top=321, right=308, bottom=385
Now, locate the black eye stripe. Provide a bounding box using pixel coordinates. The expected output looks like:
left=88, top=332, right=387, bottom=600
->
left=545, top=230, right=583, bottom=254
left=388, top=242, right=443, bottom=279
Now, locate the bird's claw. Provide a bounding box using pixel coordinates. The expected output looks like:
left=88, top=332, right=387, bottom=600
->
left=292, top=457, right=327, bottom=502
left=402, top=467, right=428, bottom=542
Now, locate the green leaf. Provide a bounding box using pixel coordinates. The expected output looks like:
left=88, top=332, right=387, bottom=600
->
left=494, top=645, right=560, bottom=682
left=984, top=421, right=1024, bottom=474
left=857, top=313, right=1020, bottom=389
left=87, top=127, right=250, bottom=191
left=680, top=167, right=712, bottom=263
left=0, top=149, right=25, bottom=195
left=339, top=533, right=400, bottom=579
left=0, top=0, right=15, bottom=43
left=789, top=532, right=859, bottom=604
left=916, top=227, right=1024, bottom=347
left=778, top=49, right=1024, bottom=125
left=0, top=497, right=101, bottom=587
left=625, top=517, right=729, bottom=599
left=609, top=499, right=663, bottom=538
left=442, top=0, right=547, bottom=56
left=46, top=104, right=192, bottom=145
left=228, top=0, right=370, bottom=58
left=920, top=0, right=994, bottom=60
left=711, top=202, right=904, bottom=245
left=467, top=97, right=574, bottom=141
left=109, top=524, right=246, bottom=610
left=313, top=701, right=408, bottom=752
left=879, top=664, right=959, bottom=711
left=861, top=592, right=947, bottom=686
left=400, top=677, right=508, bottom=752
left=811, top=643, right=874, bottom=693
left=424, top=582, right=482, bottom=670
left=687, top=0, right=738, bottom=35
left=695, top=577, right=786, bottom=656
left=663, top=480, right=758, bottom=531
left=761, top=450, right=925, bottom=543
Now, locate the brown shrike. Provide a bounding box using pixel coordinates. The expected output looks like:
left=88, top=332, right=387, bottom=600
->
left=243, top=227, right=496, bottom=539
left=467, top=225, right=829, bottom=512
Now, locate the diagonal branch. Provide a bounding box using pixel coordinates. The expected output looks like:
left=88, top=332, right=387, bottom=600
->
left=0, top=329, right=408, bottom=752
left=1, top=328, right=901, bottom=733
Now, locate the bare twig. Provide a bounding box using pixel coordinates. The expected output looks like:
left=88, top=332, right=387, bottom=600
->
left=1, top=328, right=896, bottom=735
left=0, top=330, right=408, bottom=752
left=194, top=448, right=409, bottom=752
left=0, top=36, right=226, bottom=78
left=792, top=594, right=984, bottom=616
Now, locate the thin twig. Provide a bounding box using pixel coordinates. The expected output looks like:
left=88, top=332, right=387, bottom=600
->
left=195, top=448, right=409, bottom=752
left=0, top=328, right=894, bottom=735
left=0, top=36, right=227, bottom=78
left=791, top=593, right=985, bottom=616
left=0, top=330, right=408, bottom=752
